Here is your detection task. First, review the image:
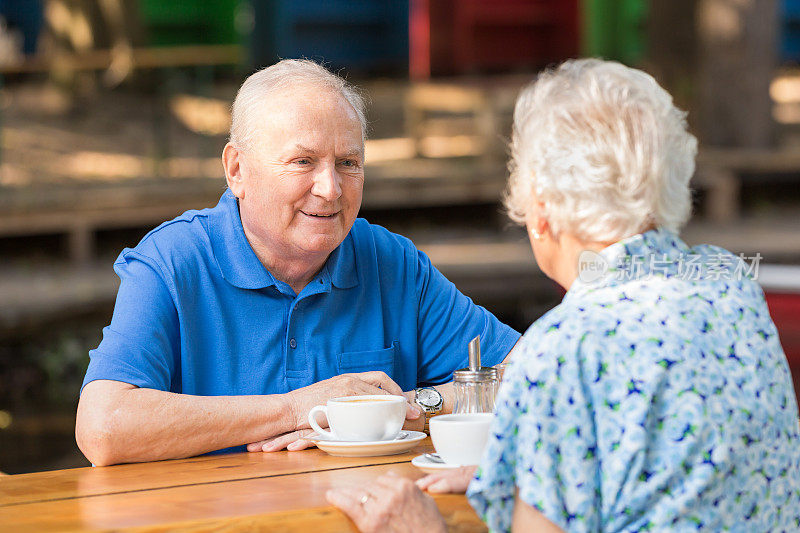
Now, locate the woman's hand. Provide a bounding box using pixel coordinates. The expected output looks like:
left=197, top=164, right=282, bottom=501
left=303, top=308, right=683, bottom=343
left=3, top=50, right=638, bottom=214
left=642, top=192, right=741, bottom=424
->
left=326, top=471, right=447, bottom=533
left=415, top=465, right=477, bottom=493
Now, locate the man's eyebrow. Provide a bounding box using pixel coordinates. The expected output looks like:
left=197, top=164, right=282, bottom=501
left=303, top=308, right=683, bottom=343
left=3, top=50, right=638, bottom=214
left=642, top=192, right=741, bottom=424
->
left=340, top=148, right=364, bottom=159
left=293, top=144, right=320, bottom=155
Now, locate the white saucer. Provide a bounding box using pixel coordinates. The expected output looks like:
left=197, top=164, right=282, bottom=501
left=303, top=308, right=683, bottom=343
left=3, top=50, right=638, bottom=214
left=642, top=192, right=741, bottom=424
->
left=305, top=430, right=426, bottom=457
left=411, top=454, right=464, bottom=474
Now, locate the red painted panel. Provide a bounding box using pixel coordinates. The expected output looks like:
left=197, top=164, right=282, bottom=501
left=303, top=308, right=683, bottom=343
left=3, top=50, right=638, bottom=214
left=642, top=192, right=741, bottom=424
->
left=765, top=291, right=800, bottom=406
left=415, top=0, right=579, bottom=76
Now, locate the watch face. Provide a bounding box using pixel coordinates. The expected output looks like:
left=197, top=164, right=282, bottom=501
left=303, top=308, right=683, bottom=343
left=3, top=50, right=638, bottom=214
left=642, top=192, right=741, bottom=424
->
left=417, top=388, right=440, bottom=407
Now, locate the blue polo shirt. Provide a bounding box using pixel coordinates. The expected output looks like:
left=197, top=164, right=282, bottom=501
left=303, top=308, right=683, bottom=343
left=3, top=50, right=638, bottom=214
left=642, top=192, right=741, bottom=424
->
left=83, top=189, right=518, bottom=407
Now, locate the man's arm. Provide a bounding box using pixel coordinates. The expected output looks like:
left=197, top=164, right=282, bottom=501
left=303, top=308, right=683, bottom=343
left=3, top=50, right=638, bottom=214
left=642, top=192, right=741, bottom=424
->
left=249, top=299, right=522, bottom=451
left=76, top=370, right=411, bottom=466
left=76, top=380, right=293, bottom=466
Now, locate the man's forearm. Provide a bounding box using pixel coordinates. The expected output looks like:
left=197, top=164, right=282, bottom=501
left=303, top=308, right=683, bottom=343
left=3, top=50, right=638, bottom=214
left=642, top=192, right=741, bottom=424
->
left=434, top=382, right=455, bottom=414
left=76, top=380, right=296, bottom=466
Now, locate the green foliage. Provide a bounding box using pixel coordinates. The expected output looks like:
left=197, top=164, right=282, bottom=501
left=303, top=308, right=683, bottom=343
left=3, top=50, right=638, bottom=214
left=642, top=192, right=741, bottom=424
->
left=0, top=316, right=103, bottom=412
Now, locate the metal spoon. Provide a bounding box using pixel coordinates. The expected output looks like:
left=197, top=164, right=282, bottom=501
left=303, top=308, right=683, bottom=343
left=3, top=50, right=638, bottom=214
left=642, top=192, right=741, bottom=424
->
left=424, top=452, right=444, bottom=463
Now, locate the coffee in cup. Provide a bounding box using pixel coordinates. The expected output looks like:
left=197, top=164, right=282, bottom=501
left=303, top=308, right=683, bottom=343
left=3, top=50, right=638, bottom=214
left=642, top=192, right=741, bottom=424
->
left=429, top=413, right=493, bottom=465
left=308, top=395, right=406, bottom=441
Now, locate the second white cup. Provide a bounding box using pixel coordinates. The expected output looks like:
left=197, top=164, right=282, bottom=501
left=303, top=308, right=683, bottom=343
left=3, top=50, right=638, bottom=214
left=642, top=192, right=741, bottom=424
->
left=429, top=413, right=493, bottom=465
left=308, top=394, right=406, bottom=442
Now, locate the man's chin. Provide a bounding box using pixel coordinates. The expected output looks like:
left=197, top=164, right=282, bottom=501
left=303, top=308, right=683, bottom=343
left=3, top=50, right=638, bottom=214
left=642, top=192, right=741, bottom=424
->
left=297, top=232, right=345, bottom=255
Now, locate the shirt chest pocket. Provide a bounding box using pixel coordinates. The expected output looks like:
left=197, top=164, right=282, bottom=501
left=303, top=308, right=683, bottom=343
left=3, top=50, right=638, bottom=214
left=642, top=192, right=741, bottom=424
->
left=336, top=341, right=398, bottom=379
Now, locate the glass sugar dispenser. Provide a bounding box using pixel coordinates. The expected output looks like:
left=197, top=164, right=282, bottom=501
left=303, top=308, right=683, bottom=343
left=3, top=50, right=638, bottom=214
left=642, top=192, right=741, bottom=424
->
left=452, top=335, right=498, bottom=414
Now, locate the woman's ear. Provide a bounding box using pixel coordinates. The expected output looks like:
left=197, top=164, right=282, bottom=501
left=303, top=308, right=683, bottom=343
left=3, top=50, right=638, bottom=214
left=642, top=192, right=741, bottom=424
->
left=222, top=143, right=245, bottom=199
left=525, top=201, right=550, bottom=240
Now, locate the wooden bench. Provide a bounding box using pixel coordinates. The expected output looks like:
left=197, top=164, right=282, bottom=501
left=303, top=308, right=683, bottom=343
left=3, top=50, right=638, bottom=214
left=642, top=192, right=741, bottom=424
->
left=0, top=44, right=243, bottom=75
left=0, top=178, right=228, bottom=265
left=694, top=147, right=800, bottom=222
left=0, top=156, right=508, bottom=265
left=404, top=76, right=525, bottom=162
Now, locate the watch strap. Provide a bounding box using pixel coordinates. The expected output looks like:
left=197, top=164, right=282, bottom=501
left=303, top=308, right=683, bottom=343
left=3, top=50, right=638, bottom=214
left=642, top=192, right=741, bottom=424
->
left=415, top=387, right=443, bottom=434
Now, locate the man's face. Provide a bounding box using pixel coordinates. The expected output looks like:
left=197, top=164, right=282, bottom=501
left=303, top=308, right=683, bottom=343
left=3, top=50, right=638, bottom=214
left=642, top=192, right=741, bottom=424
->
left=227, top=88, right=364, bottom=264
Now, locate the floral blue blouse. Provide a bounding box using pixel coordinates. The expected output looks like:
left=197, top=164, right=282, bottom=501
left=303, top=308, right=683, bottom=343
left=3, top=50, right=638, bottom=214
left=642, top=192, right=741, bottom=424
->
left=467, top=228, right=800, bottom=532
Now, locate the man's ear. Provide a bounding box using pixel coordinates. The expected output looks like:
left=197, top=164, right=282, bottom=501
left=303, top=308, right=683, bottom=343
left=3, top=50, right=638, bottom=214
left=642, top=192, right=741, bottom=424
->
left=222, top=143, right=245, bottom=199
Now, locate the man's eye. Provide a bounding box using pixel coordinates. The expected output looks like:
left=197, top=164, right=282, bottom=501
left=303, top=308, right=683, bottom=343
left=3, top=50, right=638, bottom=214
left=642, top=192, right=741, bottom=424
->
left=340, top=159, right=359, bottom=167
left=295, top=158, right=311, bottom=165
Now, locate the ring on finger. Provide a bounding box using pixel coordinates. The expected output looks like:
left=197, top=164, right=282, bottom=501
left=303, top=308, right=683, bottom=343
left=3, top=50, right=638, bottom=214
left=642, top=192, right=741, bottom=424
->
left=359, top=493, right=371, bottom=506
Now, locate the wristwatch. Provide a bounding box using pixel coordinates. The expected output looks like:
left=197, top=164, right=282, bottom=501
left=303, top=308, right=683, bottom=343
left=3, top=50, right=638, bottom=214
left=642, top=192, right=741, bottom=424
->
left=415, top=386, right=443, bottom=433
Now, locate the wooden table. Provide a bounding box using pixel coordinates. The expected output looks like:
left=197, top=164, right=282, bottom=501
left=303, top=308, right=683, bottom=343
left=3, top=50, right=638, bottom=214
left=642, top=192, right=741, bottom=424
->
left=0, top=439, right=485, bottom=532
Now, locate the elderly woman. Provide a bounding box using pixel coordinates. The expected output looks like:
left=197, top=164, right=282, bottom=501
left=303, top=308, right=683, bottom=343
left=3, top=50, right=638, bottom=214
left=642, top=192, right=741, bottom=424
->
left=327, top=58, right=800, bottom=532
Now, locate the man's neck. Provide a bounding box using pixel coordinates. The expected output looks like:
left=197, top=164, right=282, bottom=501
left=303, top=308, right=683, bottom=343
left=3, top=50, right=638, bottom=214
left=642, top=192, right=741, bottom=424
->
left=243, top=228, right=329, bottom=295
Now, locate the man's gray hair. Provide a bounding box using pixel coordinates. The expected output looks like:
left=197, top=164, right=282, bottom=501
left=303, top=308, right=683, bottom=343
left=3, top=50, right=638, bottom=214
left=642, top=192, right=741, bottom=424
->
left=505, top=58, right=698, bottom=242
left=229, top=59, right=368, bottom=150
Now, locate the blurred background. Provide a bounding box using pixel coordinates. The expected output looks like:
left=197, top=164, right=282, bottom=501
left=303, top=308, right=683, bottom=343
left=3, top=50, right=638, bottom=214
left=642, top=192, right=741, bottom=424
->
left=0, top=0, right=798, bottom=474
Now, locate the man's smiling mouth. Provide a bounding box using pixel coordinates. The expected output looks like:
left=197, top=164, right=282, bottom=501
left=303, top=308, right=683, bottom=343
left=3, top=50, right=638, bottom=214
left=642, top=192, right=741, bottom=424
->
left=300, top=210, right=337, bottom=218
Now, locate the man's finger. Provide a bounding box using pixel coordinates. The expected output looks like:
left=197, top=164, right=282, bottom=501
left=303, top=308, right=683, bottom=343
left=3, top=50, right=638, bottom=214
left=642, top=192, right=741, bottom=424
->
left=246, top=440, right=268, bottom=452
left=286, top=439, right=312, bottom=451
left=356, top=381, right=419, bottom=418
left=405, top=402, right=421, bottom=419
left=261, top=431, right=302, bottom=452
left=286, top=432, right=315, bottom=451
left=357, top=371, right=404, bottom=396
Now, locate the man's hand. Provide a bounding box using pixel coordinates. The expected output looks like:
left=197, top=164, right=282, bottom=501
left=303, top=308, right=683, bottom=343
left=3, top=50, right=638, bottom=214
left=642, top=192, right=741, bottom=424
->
left=285, top=371, right=417, bottom=429
left=247, top=429, right=317, bottom=452
left=249, top=372, right=420, bottom=452
left=402, top=390, right=426, bottom=432
left=415, top=465, right=477, bottom=494
left=326, top=471, right=447, bottom=533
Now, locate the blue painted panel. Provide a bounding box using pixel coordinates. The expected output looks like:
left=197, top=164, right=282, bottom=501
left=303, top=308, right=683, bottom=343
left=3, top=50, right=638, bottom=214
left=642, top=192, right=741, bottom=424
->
left=252, top=0, right=409, bottom=72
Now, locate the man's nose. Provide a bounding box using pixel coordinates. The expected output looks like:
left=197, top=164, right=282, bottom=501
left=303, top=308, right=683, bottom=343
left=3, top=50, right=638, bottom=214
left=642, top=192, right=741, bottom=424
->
left=311, top=165, right=342, bottom=201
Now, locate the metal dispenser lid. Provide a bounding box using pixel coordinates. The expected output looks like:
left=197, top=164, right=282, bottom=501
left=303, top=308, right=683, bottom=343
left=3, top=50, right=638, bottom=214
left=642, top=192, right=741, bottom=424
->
left=453, top=335, right=498, bottom=382
left=453, top=366, right=498, bottom=383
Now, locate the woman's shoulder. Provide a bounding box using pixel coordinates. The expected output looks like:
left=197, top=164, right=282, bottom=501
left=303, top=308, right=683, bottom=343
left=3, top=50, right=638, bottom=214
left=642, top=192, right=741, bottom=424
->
left=515, top=300, right=605, bottom=366
left=522, top=290, right=628, bottom=342
left=513, top=289, right=664, bottom=382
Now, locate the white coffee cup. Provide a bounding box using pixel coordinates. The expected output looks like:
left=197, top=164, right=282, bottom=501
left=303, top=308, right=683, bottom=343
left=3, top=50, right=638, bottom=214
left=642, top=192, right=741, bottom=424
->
left=308, top=395, right=406, bottom=442
left=429, top=413, right=493, bottom=465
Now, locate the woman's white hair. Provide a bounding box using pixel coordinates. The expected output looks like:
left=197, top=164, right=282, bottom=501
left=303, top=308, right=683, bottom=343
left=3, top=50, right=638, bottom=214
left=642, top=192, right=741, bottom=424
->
left=229, top=59, right=367, bottom=150
left=505, top=58, right=697, bottom=242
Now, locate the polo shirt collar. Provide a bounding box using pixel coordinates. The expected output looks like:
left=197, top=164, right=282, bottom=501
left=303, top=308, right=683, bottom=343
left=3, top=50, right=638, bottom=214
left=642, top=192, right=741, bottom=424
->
left=209, top=189, right=277, bottom=289
left=325, top=230, right=359, bottom=289
left=209, top=189, right=359, bottom=290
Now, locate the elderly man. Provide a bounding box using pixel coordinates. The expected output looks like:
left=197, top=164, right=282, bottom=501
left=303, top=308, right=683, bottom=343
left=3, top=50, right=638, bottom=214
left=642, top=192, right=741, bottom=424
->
left=76, top=60, right=519, bottom=466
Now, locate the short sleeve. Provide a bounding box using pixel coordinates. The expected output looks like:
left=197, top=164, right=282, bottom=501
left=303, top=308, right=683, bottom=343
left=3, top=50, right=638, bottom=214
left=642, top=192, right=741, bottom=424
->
left=81, top=250, right=180, bottom=393
left=414, top=248, right=519, bottom=384
left=467, top=318, right=600, bottom=532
